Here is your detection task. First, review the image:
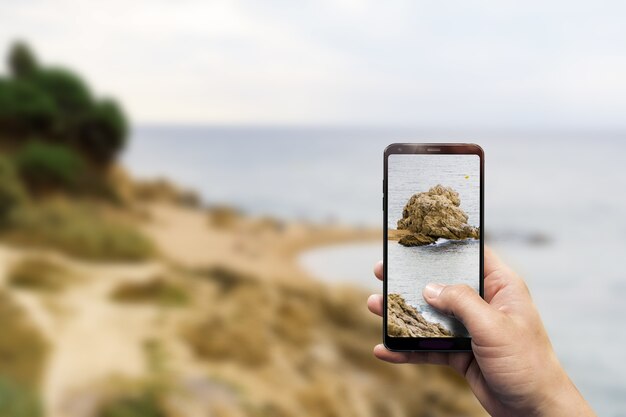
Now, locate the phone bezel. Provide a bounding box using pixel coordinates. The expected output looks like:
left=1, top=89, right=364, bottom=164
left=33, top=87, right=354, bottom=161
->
left=383, top=143, right=484, bottom=352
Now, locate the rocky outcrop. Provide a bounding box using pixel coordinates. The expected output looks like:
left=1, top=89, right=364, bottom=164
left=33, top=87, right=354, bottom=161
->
left=387, top=293, right=451, bottom=337
left=396, top=184, right=479, bottom=246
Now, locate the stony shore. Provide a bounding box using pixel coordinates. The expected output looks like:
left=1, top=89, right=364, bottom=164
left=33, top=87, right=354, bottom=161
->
left=387, top=293, right=451, bottom=337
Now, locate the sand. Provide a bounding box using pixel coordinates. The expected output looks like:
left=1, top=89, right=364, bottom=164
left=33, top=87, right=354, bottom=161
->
left=0, top=203, right=379, bottom=417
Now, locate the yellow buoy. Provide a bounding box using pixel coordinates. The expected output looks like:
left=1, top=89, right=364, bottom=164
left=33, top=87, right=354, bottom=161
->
left=464, top=175, right=469, bottom=179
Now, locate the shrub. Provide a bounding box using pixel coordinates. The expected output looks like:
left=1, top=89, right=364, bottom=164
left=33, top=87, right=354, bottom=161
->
left=76, top=99, right=128, bottom=165
left=111, top=277, right=188, bottom=307
left=97, top=392, right=166, bottom=417
left=0, top=155, right=27, bottom=223
left=15, top=140, right=86, bottom=192
left=0, top=79, right=57, bottom=136
left=4, top=199, right=153, bottom=261
left=8, top=257, right=77, bottom=292
left=27, top=67, right=92, bottom=113
left=8, top=41, right=39, bottom=79
left=1, top=42, right=130, bottom=168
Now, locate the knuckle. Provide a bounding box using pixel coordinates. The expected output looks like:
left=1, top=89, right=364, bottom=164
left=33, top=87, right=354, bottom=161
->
left=442, top=284, right=474, bottom=303
left=485, top=267, right=508, bottom=284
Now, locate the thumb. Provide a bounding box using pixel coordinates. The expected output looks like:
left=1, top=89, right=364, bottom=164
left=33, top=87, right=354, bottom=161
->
left=423, top=283, right=497, bottom=336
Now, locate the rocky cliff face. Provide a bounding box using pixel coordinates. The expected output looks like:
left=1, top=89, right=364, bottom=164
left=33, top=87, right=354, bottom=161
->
left=396, top=185, right=479, bottom=246
left=387, top=293, right=451, bottom=337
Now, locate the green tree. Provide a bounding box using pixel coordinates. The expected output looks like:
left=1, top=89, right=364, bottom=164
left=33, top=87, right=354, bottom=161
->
left=0, top=79, right=57, bottom=136
left=77, top=98, right=128, bottom=164
left=8, top=41, right=38, bottom=78
left=1, top=41, right=130, bottom=168
left=27, top=68, right=92, bottom=113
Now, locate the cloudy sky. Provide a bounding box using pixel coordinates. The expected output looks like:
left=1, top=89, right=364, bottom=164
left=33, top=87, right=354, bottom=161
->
left=1, top=0, right=625, bottom=128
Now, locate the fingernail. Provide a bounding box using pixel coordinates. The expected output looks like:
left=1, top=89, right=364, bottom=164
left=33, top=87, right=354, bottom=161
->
left=424, top=283, right=444, bottom=299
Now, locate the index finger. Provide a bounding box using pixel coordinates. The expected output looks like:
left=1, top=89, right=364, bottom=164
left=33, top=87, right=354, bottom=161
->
left=484, top=246, right=507, bottom=277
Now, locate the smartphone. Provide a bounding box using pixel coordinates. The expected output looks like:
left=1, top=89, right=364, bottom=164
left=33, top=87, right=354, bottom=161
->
left=383, top=143, right=484, bottom=351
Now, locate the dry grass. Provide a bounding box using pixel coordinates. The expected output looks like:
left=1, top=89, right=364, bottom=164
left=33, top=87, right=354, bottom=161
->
left=2, top=199, right=154, bottom=261
left=8, top=256, right=78, bottom=292
left=0, top=290, right=49, bottom=388
left=110, top=276, right=189, bottom=307
left=182, top=267, right=486, bottom=417
left=207, top=206, right=241, bottom=229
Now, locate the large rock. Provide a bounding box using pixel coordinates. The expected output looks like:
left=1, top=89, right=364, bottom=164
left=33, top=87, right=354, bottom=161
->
left=387, top=294, right=451, bottom=337
left=396, top=184, right=479, bottom=246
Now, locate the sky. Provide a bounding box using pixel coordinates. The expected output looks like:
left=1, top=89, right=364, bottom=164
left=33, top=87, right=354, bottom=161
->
left=1, top=0, right=626, bottom=128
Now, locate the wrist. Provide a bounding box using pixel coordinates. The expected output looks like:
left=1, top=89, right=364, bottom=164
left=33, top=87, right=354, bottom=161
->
left=534, top=365, right=596, bottom=417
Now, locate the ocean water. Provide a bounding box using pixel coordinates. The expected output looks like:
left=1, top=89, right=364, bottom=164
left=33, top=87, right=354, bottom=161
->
left=387, top=154, right=481, bottom=335
left=124, top=126, right=626, bottom=416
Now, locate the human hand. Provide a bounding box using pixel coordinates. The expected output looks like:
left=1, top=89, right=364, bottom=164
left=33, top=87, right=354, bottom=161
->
left=367, top=247, right=596, bottom=417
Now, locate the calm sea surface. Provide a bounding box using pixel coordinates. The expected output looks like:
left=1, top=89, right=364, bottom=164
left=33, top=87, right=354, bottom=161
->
left=125, top=126, right=626, bottom=417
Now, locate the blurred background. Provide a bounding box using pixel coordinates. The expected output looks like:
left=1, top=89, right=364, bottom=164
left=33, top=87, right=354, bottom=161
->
left=1, top=1, right=626, bottom=416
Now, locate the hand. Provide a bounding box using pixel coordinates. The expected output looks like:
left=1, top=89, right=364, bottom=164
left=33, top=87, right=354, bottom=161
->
left=367, top=247, right=596, bottom=417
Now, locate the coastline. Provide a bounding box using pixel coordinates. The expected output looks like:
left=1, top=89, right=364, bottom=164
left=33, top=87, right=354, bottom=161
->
left=0, top=187, right=485, bottom=417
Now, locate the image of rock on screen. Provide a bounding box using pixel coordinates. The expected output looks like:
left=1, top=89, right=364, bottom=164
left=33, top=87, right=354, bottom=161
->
left=387, top=154, right=480, bottom=338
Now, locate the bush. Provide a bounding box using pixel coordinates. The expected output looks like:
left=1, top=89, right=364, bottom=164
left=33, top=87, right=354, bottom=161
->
left=0, top=155, right=27, bottom=223
left=76, top=99, right=128, bottom=164
left=27, top=67, right=92, bottom=113
left=1, top=42, right=130, bottom=168
left=15, top=140, right=86, bottom=192
left=8, top=257, right=77, bottom=292
left=4, top=199, right=153, bottom=261
left=111, top=277, right=188, bottom=307
left=97, top=392, right=166, bottom=417
left=0, top=79, right=57, bottom=136
left=8, top=42, right=38, bottom=78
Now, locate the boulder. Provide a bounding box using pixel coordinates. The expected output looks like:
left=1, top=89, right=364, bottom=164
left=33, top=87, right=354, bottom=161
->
left=396, top=184, right=479, bottom=246
left=387, top=293, right=451, bottom=337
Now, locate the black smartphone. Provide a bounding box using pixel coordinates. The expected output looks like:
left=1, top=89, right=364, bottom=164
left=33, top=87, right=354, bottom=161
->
left=383, top=143, right=484, bottom=351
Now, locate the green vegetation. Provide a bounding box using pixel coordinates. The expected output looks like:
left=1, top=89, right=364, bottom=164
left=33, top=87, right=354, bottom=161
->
left=0, top=377, right=43, bottom=417
left=0, top=79, right=57, bottom=136
left=0, top=42, right=154, bottom=261
left=8, top=256, right=77, bottom=292
left=4, top=200, right=153, bottom=261
left=96, top=340, right=171, bottom=417
left=0, top=155, right=27, bottom=222
left=15, top=141, right=86, bottom=192
left=97, top=393, right=166, bottom=417
left=0, top=42, right=128, bottom=166
left=8, top=41, right=38, bottom=78
left=111, top=277, right=188, bottom=306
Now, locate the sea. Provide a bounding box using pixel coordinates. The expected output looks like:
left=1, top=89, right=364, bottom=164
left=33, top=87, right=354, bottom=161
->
left=124, top=125, right=626, bottom=417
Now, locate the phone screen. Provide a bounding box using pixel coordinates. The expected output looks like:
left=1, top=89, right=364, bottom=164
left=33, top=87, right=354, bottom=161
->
left=384, top=145, right=482, bottom=348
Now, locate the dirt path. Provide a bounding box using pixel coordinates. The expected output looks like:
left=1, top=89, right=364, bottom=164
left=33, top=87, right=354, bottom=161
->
left=0, top=247, right=182, bottom=417
left=140, top=203, right=380, bottom=283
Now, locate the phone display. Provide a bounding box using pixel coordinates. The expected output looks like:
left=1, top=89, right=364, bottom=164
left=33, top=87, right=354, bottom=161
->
left=383, top=144, right=483, bottom=351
